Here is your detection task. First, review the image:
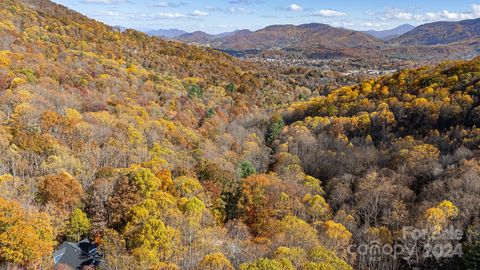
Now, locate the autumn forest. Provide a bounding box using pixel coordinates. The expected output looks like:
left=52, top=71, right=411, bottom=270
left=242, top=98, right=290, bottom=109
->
left=0, top=0, right=480, bottom=269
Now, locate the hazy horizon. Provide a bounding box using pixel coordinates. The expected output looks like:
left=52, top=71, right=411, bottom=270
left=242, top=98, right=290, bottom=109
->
left=124, top=22, right=419, bottom=36
left=51, top=0, right=480, bottom=34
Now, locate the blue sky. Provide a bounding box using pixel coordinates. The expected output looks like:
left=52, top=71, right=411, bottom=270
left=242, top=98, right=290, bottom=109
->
left=52, top=0, right=480, bottom=34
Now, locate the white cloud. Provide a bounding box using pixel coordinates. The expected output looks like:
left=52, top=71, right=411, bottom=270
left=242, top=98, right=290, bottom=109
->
left=414, top=12, right=437, bottom=21
left=412, top=9, right=474, bottom=22
left=289, top=4, right=303, bottom=12
left=395, top=12, right=412, bottom=20
left=152, top=2, right=187, bottom=8
left=129, top=12, right=187, bottom=20
left=361, top=22, right=390, bottom=28
left=439, top=10, right=473, bottom=20
left=153, top=2, right=169, bottom=7
left=381, top=4, right=480, bottom=22
left=334, top=21, right=354, bottom=27
left=156, top=12, right=186, bottom=18
left=93, top=10, right=121, bottom=16
left=313, top=9, right=347, bottom=17
left=191, top=10, right=209, bottom=17
left=228, top=7, right=252, bottom=14
left=383, top=8, right=413, bottom=20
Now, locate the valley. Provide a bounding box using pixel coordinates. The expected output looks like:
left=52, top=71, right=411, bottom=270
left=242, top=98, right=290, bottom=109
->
left=168, top=20, right=480, bottom=62
left=0, top=0, right=480, bottom=270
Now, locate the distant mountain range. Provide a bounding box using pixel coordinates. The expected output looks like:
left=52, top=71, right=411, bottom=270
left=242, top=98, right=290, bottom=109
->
left=212, top=23, right=382, bottom=50
left=147, top=28, right=188, bottom=38
left=176, top=31, right=215, bottom=43
left=146, top=19, right=480, bottom=60
left=174, top=23, right=384, bottom=59
left=147, top=29, right=242, bottom=40
left=364, top=24, right=415, bottom=41
left=147, top=24, right=416, bottom=42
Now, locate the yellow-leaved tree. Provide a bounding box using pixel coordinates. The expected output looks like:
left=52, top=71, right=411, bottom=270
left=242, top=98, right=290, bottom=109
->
left=65, top=208, right=92, bottom=242
left=197, top=252, right=234, bottom=270
left=424, top=200, right=459, bottom=234
left=0, top=198, right=55, bottom=268
left=305, top=245, right=352, bottom=270
left=317, top=220, right=352, bottom=253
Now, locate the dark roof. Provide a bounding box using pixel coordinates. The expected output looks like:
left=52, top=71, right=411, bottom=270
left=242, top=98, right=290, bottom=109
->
left=53, top=239, right=101, bottom=269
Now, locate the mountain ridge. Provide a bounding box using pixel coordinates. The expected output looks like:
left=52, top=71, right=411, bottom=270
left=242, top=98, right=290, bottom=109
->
left=364, top=24, right=415, bottom=40
left=147, top=28, right=188, bottom=38
left=392, top=17, right=480, bottom=45
left=173, top=21, right=479, bottom=61
left=191, top=23, right=386, bottom=59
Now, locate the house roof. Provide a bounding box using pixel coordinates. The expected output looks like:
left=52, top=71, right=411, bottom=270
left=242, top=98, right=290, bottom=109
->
left=53, top=239, right=100, bottom=269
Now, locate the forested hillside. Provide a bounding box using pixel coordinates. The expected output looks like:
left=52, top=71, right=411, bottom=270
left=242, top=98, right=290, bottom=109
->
left=205, top=23, right=385, bottom=59
left=0, top=0, right=479, bottom=270
left=279, top=59, right=480, bottom=269
left=392, top=18, right=480, bottom=45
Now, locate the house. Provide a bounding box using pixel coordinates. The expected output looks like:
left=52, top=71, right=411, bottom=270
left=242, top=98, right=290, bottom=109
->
left=53, top=239, right=101, bottom=269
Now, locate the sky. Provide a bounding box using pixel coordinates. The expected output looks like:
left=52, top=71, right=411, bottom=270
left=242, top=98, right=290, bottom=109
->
left=52, top=0, right=480, bottom=34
